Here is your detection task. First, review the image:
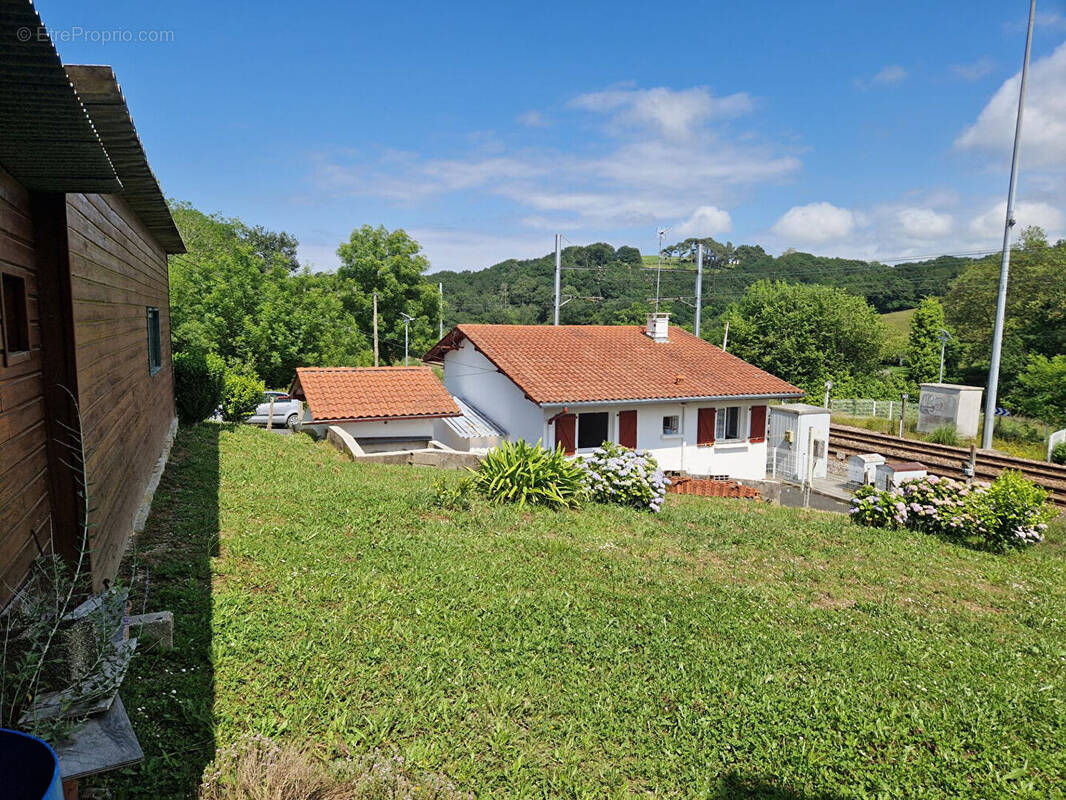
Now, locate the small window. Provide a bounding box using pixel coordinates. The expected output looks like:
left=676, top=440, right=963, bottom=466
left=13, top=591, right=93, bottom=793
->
left=146, top=307, right=162, bottom=374
left=662, top=415, right=680, bottom=436
left=1, top=272, right=30, bottom=366
left=577, top=411, right=609, bottom=449
left=716, top=406, right=742, bottom=440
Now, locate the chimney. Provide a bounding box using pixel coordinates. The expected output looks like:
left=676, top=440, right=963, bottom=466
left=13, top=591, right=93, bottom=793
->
left=645, top=313, right=670, bottom=342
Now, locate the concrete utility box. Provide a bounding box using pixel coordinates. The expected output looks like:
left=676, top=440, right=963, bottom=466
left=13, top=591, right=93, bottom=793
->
left=917, top=383, right=983, bottom=438
left=848, top=453, right=885, bottom=485
left=767, top=404, right=831, bottom=483
left=874, top=461, right=927, bottom=491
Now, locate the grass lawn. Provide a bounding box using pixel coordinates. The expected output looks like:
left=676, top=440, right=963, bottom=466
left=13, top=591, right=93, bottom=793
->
left=101, top=425, right=1065, bottom=798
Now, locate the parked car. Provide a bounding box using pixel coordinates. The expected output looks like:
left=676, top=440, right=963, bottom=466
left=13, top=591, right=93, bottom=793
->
left=247, top=391, right=302, bottom=429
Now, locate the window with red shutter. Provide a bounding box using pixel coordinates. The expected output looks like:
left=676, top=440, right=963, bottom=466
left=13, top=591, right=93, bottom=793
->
left=749, top=405, right=767, bottom=443
left=555, top=413, right=576, bottom=455
left=618, top=410, right=637, bottom=449
left=697, top=407, right=716, bottom=446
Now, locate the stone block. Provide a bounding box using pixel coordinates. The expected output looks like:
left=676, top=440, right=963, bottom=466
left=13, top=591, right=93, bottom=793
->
left=128, top=611, right=173, bottom=651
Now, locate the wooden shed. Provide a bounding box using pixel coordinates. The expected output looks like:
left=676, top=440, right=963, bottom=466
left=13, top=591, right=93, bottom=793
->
left=0, top=1, right=185, bottom=603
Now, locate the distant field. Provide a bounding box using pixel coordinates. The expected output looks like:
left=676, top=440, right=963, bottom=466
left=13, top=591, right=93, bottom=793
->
left=882, top=308, right=916, bottom=333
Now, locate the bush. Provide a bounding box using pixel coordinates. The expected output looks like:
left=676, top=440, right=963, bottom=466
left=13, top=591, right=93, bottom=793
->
left=220, top=369, right=265, bottom=422
left=1051, top=441, right=1066, bottom=465
left=581, top=442, right=669, bottom=512
left=849, top=472, right=1050, bottom=550
left=927, top=424, right=960, bottom=446
left=432, top=476, right=475, bottom=511
left=967, top=470, right=1053, bottom=550
left=173, top=351, right=225, bottom=424
left=472, top=440, right=586, bottom=510
left=994, top=417, right=1045, bottom=444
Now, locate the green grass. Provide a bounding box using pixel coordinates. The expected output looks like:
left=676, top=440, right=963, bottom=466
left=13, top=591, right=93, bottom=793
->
left=101, top=425, right=1066, bottom=798
left=880, top=308, right=915, bottom=362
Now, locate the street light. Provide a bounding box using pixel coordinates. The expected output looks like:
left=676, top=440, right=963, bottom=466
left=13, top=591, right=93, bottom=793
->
left=401, top=313, right=414, bottom=366
left=823, top=380, right=833, bottom=409
left=938, top=329, right=952, bottom=383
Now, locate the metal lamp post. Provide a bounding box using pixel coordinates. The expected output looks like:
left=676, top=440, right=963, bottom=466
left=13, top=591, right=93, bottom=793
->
left=938, top=329, right=952, bottom=383
left=401, top=313, right=414, bottom=366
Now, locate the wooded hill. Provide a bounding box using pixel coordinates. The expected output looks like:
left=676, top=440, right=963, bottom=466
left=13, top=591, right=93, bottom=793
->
left=435, top=237, right=977, bottom=331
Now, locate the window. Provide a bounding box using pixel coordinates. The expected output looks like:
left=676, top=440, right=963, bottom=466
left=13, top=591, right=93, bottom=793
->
left=716, top=406, right=742, bottom=440
left=577, top=411, right=608, bottom=449
left=662, top=414, right=680, bottom=436
left=1, top=272, right=30, bottom=366
left=146, top=307, right=162, bottom=374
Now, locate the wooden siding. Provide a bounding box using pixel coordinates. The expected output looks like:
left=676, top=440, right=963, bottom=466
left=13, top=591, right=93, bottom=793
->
left=66, top=192, right=175, bottom=588
left=0, top=166, right=52, bottom=602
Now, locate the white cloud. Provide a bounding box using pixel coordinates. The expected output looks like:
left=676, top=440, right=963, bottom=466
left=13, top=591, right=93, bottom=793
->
left=968, top=200, right=1065, bottom=240
left=896, top=207, right=954, bottom=239
left=956, top=41, right=1066, bottom=169
left=950, top=57, right=996, bottom=81
left=311, top=83, right=798, bottom=237
left=772, top=202, right=858, bottom=243
left=517, top=110, right=547, bottom=127
left=569, top=85, right=754, bottom=138
left=855, top=64, right=907, bottom=88
left=409, top=228, right=554, bottom=272
left=674, top=206, right=733, bottom=238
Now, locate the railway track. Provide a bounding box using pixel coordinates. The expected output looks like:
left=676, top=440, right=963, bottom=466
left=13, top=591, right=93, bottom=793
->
left=829, top=423, right=1066, bottom=508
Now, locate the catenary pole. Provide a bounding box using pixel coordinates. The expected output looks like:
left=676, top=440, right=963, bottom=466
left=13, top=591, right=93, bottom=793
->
left=694, top=243, right=703, bottom=337
left=372, top=292, right=379, bottom=367
left=553, top=234, right=562, bottom=325
left=982, top=0, right=1036, bottom=449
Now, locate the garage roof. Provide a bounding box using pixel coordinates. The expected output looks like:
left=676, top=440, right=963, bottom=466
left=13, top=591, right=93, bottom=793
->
left=291, top=367, right=462, bottom=423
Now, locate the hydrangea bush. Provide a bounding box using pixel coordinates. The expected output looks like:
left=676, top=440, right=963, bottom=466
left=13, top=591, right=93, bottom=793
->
left=581, top=441, right=669, bottom=512
left=849, top=471, right=1052, bottom=550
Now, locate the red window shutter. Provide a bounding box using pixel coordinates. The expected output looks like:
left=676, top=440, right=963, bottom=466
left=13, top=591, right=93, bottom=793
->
left=618, top=410, right=637, bottom=449
left=555, top=413, right=576, bottom=455
left=697, top=407, right=716, bottom=446
left=749, top=405, right=767, bottom=443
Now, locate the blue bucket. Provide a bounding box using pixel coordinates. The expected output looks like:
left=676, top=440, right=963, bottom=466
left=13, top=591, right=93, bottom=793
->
left=0, top=729, right=64, bottom=800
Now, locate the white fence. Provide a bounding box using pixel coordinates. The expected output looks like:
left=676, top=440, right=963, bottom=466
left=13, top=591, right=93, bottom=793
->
left=830, top=398, right=918, bottom=421
left=1050, top=429, right=1066, bottom=462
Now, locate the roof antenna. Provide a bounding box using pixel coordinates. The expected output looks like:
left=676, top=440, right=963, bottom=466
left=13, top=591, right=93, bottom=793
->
left=654, top=227, right=670, bottom=313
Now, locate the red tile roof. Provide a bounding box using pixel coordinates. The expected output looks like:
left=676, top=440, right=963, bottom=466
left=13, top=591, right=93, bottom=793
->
left=424, top=324, right=803, bottom=404
left=291, top=367, right=461, bottom=422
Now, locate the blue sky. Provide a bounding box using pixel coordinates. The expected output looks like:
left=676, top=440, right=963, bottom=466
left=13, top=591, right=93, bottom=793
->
left=38, top=0, right=1066, bottom=271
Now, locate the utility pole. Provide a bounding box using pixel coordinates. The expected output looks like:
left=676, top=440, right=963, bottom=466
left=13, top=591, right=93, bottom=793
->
left=694, top=243, right=703, bottom=337
left=823, top=380, right=833, bottom=409
left=372, top=292, right=379, bottom=366
left=438, top=282, right=444, bottom=338
left=983, top=0, right=1036, bottom=450
left=721, top=319, right=729, bottom=352
left=553, top=233, right=562, bottom=325
left=654, top=227, right=670, bottom=313
left=401, top=313, right=414, bottom=366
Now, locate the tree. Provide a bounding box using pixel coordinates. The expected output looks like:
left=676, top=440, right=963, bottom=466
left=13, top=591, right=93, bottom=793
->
left=336, top=226, right=441, bottom=364
left=168, top=202, right=369, bottom=386
left=944, top=227, right=1066, bottom=393
left=905, top=297, right=951, bottom=385
left=723, top=280, right=887, bottom=397
left=1012, top=354, right=1066, bottom=425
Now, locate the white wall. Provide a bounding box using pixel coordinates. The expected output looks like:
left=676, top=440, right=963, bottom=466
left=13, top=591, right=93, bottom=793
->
left=544, top=401, right=768, bottom=480
left=304, top=416, right=435, bottom=442
left=441, top=342, right=544, bottom=445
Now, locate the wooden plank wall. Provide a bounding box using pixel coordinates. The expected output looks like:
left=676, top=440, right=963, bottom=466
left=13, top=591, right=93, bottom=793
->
left=66, top=192, right=175, bottom=588
left=0, top=166, right=53, bottom=603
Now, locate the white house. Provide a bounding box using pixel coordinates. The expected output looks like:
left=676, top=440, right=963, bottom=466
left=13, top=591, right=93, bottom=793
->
left=423, top=314, right=804, bottom=480
left=290, top=366, right=462, bottom=452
